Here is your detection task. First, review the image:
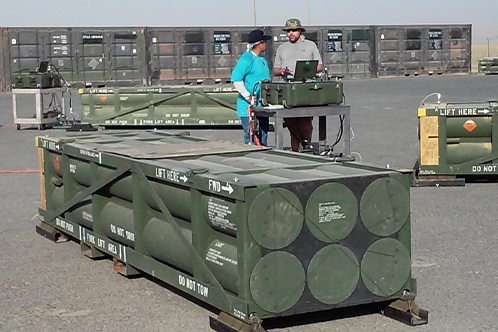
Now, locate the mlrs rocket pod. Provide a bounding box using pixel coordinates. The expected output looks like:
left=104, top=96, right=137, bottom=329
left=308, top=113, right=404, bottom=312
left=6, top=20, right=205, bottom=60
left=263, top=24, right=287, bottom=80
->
left=35, top=131, right=427, bottom=331
left=415, top=97, right=498, bottom=186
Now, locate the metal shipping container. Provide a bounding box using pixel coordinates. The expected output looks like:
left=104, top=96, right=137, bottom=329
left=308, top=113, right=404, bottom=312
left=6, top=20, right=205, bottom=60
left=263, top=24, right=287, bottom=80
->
left=36, top=131, right=427, bottom=329
left=79, top=85, right=240, bottom=127
left=0, top=24, right=473, bottom=89
left=148, top=27, right=269, bottom=85
left=270, top=26, right=375, bottom=79
left=5, top=27, right=148, bottom=88
left=375, top=25, right=471, bottom=77
left=416, top=100, right=498, bottom=185
left=71, top=28, right=148, bottom=87
left=0, top=28, right=7, bottom=92
left=376, top=27, right=402, bottom=77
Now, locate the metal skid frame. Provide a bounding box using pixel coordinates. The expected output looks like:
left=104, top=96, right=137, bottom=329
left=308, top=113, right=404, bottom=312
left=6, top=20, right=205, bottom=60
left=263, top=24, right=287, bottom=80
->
left=12, top=88, right=67, bottom=130
left=252, top=104, right=351, bottom=154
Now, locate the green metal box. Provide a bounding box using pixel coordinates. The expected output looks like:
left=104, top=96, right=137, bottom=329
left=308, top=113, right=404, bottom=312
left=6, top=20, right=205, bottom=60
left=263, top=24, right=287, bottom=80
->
left=478, top=57, right=498, bottom=75
left=260, top=80, right=343, bottom=108
left=11, top=73, right=52, bottom=88
left=79, top=86, right=240, bottom=127
left=417, top=100, right=498, bottom=180
left=36, top=131, right=420, bottom=326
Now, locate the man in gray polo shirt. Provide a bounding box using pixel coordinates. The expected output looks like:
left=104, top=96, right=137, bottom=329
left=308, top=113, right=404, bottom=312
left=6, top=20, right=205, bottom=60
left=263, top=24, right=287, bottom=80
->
left=273, top=18, right=323, bottom=151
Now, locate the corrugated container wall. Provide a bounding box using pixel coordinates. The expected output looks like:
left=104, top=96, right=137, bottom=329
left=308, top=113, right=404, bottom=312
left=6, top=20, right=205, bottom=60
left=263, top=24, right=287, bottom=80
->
left=0, top=28, right=7, bottom=91
left=0, top=24, right=472, bottom=88
left=70, top=28, right=148, bottom=87
left=376, top=25, right=471, bottom=77
left=319, top=26, right=376, bottom=78
left=6, top=27, right=148, bottom=88
left=148, top=27, right=269, bottom=85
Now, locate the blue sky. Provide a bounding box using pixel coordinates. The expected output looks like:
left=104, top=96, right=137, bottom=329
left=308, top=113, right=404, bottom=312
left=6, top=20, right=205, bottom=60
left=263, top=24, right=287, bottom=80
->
left=0, top=0, right=495, bottom=43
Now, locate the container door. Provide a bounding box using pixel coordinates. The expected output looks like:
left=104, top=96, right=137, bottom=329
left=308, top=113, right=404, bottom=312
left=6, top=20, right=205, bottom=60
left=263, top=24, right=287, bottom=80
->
left=402, top=29, right=423, bottom=75
left=48, top=30, right=73, bottom=82
left=9, top=30, right=41, bottom=76
left=346, top=28, right=373, bottom=78
left=324, top=29, right=347, bottom=77
left=376, top=27, right=402, bottom=77
left=110, top=30, right=146, bottom=86
left=209, top=30, right=235, bottom=84
left=181, top=30, right=208, bottom=82
left=0, top=28, right=7, bottom=91
left=74, top=31, right=107, bottom=87
left=149, top=28, right=180, bottom=85
left=448, top=27, right=471, bottom=74
left=426, top=28, right=445, bottom=74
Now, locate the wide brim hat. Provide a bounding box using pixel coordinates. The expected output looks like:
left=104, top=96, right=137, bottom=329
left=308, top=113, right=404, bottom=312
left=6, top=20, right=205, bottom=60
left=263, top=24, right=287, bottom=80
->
left=248, top=29, right=272, bottom=44
left=283, top=18, right=305, bottom=32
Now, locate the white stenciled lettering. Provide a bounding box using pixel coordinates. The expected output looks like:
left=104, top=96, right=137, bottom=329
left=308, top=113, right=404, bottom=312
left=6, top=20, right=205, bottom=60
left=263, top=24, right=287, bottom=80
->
left=208, top=180, right=221, bottom=192
left=41, top=140, right=61, bottom=151
left=207, top=199, right=236, bottom=231
left=318, top=202, right=346, bottom=223
left=82, top=211, right=93, bottom=223
left=69, top=164, right=76, bottom=173
left=86, top=233, right=96, bottom=244
left=206, top=247, right=237, bottom=267
left=56, top=218, right=73, bottom=232
left=97, top=238, right=106, bottom=249
left=197, top=284, right=209, bottom=297
left=233, top=308, right=247, bottom=320
left=125, top=230, right=135, bottom=242
left=167, top=170, right=179, bottom=182
left=439, top=108, right=478, bottom=116
left=177, top=274, right=209, bottom=298
left=155, top=167, right=181, bottom=183
left=107, top=243, right=117, bottom=255
left=79, top=149, right=101, bottom=163
left=472, top=165, right=497, bottom=173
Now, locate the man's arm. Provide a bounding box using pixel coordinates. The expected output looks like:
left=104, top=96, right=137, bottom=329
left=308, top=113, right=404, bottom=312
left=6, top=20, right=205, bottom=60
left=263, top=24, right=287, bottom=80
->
left=273, top=67, right=291, bottom=76
left=231, top=55, right=253, bottom=103
left=272, top=46, right=289, bottom=76
left=311, top=41, right=324, bottom=73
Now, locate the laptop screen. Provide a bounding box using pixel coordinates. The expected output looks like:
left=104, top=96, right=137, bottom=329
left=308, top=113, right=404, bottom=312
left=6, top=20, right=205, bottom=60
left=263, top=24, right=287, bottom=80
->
left=293, top=60, right=318, bottom=81
left=38, top=61, right=49, bottom=73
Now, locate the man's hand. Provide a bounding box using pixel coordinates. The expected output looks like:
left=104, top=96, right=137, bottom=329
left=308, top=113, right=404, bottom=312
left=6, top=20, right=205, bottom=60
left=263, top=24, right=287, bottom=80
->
left=281, top=67, right=291, bottom=76
left=273, top=67, right=292, bottom=76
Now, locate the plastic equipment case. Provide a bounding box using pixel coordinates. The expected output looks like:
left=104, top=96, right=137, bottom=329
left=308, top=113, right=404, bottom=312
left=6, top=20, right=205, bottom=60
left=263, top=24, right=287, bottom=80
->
left=260, top=80, right=343, bottom=108
left=11, top=72, right=63, bottom=89
left=35, top=131, right=427, bottom=331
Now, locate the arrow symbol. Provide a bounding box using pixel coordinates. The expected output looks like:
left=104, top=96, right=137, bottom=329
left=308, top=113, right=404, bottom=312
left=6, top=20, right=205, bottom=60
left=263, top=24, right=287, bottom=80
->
left=179, top=175, right=188, bottom=183
left=221, top=182, right=234, bottom=195
left=478, top=109, right=490, bottom=114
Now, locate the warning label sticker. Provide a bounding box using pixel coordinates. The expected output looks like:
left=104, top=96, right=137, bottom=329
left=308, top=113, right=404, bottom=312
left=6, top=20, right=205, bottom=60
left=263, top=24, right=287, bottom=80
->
left=463, top=119, right=477, bottom=132
left=318, top=202, right=346, bottom=223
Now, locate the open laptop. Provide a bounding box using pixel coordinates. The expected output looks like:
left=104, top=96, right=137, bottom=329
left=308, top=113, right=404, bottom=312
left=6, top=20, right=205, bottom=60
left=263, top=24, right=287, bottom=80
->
left=293, top=60, right=318, bottom=81
left=38, top=61, right=49, bottom=73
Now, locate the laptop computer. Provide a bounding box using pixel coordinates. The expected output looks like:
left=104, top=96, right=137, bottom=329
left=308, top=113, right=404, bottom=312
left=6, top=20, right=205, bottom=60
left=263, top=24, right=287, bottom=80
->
left=293, top=60, right=318, bottom=81
left=38, top=61, right=49, bottom=73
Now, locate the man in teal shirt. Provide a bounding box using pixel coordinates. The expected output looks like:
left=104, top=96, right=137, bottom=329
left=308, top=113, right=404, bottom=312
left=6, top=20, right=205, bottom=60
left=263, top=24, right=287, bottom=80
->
left=231, top=29, right=271, bottom=145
